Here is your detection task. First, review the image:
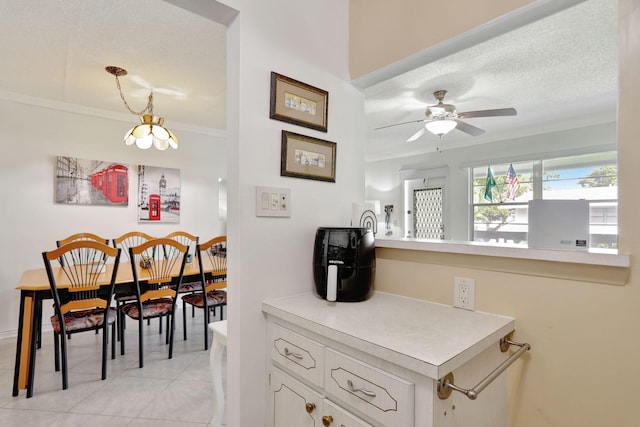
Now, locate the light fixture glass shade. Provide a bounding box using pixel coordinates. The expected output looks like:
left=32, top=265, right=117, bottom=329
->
left=123, top=114, right=178, bottom=150
left=425, top=119, right=457, bottom=136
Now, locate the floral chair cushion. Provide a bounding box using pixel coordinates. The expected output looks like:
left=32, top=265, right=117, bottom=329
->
left=114, top=292, right=137, bottom=302
left=121, top=298, right=175, bottom=319
left=178, top=281, right=201, bottom=293
left=50, top=307, right=117, bottom=333
left=178, top=276, right=225, bottom=293
left=182, top=290, right=227, bottom=309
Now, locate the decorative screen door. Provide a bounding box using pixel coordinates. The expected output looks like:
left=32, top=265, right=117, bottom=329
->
left=413, top=187, right=444, bottom=239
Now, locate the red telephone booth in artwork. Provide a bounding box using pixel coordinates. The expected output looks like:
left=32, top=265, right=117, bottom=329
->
left=149, top=194, right=161, bottom=221
left=94, top=170, right=104, bottom=191
left=102, top=164, right=128, bottom=203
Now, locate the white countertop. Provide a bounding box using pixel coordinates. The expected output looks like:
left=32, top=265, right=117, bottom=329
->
left=262, top=291, right=515, bottom=379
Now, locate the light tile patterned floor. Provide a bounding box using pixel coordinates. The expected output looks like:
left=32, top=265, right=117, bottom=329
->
left=0, top=308, right=226, bottom=426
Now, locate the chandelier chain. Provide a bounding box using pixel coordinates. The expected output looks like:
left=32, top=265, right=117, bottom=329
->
left=114, top=75, right=154, bottom=116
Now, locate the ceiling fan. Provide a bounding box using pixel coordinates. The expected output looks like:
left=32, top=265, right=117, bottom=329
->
left=375, top=90, right=517, bottom=142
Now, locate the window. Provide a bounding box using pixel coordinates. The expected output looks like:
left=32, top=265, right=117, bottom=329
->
left=471, top=151, right=617, bottom=248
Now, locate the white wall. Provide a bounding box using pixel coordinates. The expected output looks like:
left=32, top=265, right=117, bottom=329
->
left=222, top=0, right=363, bottom=425
left=366, top=122, right=617, bottom=241
left=0, top=98, right=227, bottom=335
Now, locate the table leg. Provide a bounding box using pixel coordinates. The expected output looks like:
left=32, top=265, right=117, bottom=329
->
left=12, top=291, right=36, bottom=397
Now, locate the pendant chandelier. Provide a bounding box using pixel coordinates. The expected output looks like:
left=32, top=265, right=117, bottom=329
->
left=106, top=66, right=178, bottom=150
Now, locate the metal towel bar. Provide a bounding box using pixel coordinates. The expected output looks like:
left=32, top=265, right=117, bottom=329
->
left=437, top=334, right=531, bottom=400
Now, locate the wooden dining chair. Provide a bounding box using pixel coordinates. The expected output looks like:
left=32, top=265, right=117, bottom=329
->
left=165, top=231, right=201, bottom=316
left=121, top=238, right=188, bottom=368
left=182, top=236, right=227, bottom=350
left=32, top=233, right=111, bottom=350
left=42, top=240, right=121, bottom=390
left=112, top=231, right=155, bottom=348
left=56, top=232, right=110, bottom=265
left=164, top=231, right=199, bottom=258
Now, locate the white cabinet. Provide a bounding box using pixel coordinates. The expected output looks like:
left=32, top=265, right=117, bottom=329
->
left=270, top=366, right=324, bottom=427
left=264, top=292, right=516, bottom=427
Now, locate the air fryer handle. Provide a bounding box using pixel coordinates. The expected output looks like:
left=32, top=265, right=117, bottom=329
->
left=327, top=265, right=338, bottom=302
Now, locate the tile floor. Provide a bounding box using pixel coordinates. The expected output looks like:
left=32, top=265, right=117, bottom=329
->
left=0, top=307, right=226, bottom=426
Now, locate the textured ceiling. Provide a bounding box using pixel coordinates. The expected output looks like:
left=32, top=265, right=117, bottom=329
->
left=363, top=0, right=618, bottom=161
left=0, top=0, right=617, bottom=159
left=0, top=0, right=227, bottom=132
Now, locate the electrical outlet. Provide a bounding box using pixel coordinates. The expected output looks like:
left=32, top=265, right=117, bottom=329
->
left=454, top=277, right=476, bottom=311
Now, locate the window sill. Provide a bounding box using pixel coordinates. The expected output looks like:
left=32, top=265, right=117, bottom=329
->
left=374, top=237, right=630, bottom=285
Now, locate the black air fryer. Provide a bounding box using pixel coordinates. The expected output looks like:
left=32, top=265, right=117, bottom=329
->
left=313, top=227, right=375, bottom=302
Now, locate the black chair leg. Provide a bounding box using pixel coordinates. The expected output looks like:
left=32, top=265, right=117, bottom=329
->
left=35, top=300, right=42, bottom=349
left=120, top=314, right=126, bottom=356
left=60, top=330, right=69, bottom=390
left=53, top=331, right=60, bottom=372
left=203, top=308, right=209, bottom=351
left=168, top=313, right=175, bottom=359
left=138, top=317, right=144, bottom=368
left=182, top=299, right=188, bottom=341
left=165, top=315, right=171, bottom=345
left=101, top=325, right=108, bottom=381
left=111, top=322, right=116, bottom=360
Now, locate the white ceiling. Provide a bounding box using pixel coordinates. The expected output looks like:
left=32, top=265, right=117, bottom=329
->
left=362, top=0, right=618, bottom=162
left=0, top=0, right=617, bottom=159
left=0, top=0, right=228, bottom=133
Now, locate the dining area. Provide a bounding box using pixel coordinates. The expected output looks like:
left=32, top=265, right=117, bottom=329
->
left=6, top=230, right=228, bottom=425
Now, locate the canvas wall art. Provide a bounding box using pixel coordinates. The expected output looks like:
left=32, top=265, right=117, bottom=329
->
left=137, top=165, right=181, bottom=223
left=55, top=156, right=129, bottom=206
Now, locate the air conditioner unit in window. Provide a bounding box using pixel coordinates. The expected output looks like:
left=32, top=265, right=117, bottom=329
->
left=527, top=199, right=589, bottom=251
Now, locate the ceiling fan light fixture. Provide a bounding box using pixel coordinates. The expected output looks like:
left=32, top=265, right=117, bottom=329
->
left=425, top=119, right=457, bottom=136
left=106, top=66, right=178, bottom=151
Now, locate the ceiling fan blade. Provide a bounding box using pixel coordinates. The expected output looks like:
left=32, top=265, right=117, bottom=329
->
left=375, top=118, right=427, bottom=130
left=458, top=108, right=517, bottom=118
left=406, top=127, right=426, bottom=142
left=454, top=119, right=486, bottom=136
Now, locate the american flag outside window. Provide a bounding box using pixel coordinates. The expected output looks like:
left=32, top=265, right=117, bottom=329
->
left=506, top=164, right=520, bottom=200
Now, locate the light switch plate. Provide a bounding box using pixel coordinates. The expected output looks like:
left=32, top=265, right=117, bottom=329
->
left=256, top=186, right=290, bottom=217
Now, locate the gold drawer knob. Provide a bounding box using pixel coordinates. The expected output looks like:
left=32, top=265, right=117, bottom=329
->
left=305, top=402, right=316, bottom=414
left=322, top=415, right=334, bottom=426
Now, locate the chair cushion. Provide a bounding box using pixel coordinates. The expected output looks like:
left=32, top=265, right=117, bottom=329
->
left=178, top=281, right=202, bottom=293
left=50, top=307, right=117, bottom=333
left=182, top=290, right=227, bottom=309
left=114, top=293, right=137, bottom=302
left=121, top=298, right=175, bottom=319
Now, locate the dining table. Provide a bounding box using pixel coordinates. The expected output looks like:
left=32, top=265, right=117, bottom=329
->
left=12, top=259, right=205, bottom=398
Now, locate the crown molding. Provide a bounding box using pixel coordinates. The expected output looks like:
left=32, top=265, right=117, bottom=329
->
left=0, top=89, right=227, bottom=138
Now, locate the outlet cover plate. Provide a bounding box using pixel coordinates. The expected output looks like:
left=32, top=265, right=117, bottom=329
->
left=256, top=186, right=290, bottom=217
left=454, top=276, right=476, bottom=311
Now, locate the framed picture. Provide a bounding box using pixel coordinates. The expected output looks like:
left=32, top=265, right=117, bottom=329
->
left=137, top=165, right=181, bottom=223
left=281, top=131, right=336, bottom=182
left=55, top=156, right=129, bottom=206
left=270, top=72, right=328, bottom=132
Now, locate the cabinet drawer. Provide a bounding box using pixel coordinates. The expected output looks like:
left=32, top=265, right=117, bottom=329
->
left=324, top=349, right=414, bottom=427
left=270, top=324, right=325, bottom=388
